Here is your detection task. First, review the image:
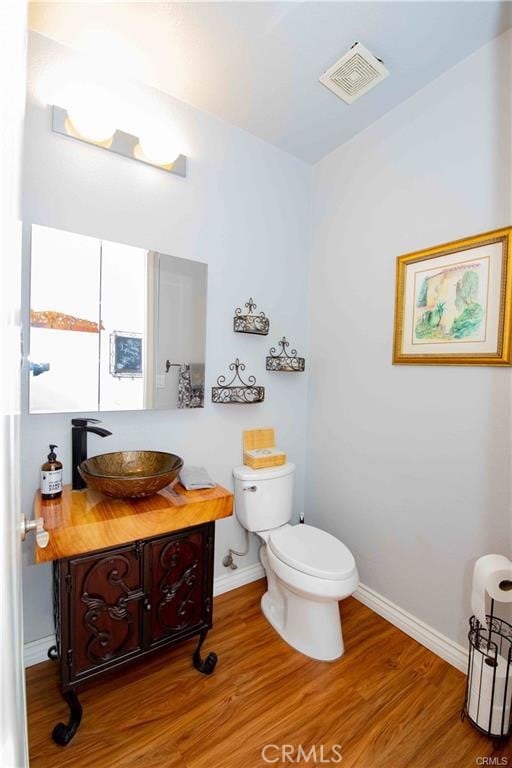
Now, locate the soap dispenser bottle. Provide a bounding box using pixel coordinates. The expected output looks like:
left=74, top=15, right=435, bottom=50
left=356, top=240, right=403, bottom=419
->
left=41, top=444, right=63, bottom=500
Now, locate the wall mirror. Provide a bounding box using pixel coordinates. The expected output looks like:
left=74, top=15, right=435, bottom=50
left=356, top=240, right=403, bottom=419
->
left=28, top=224, right=207, bottom=413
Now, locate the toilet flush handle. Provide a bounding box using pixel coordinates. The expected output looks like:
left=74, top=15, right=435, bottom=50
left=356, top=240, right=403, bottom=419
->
left=243, top=485, right=257, bottom=492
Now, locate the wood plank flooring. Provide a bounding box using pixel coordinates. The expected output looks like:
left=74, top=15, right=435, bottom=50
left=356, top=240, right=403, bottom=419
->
left=26, top=579, right=512, bottom=767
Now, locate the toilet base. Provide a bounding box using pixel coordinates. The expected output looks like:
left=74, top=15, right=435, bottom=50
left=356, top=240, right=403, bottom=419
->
left=261, top=583, right=344, bottom=662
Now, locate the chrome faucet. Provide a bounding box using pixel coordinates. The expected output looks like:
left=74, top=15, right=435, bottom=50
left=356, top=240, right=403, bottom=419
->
left=71, top=418, right=112, bottom=491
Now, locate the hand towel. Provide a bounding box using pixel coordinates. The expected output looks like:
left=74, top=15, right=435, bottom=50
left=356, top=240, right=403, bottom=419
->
left=189, top=363, right=205, bottom=388
left=179, top=466, right=215, bottom=490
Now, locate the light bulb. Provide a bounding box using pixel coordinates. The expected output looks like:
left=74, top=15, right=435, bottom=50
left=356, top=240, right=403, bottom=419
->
left=136, top=133, right=181, bottom=167
left=66, top=105, right=116, bottom=145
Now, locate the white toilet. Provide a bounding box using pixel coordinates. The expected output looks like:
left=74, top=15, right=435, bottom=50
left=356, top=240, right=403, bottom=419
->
left=233, top=462, right=359, bottom=661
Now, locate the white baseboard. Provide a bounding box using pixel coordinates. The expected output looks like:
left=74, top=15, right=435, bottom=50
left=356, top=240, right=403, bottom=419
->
left=24, top=634, right=55, bottom=668
left=24, top=562, right=265, bottom=668
left=24, top=570, right=467, bottom=674
left=353, top=583, right=468, bottom=674
left=214, top=562, right=265, bottom=596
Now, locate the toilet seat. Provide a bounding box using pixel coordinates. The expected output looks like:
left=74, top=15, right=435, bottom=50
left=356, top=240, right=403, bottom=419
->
left=268, top=524, right=356, bottom=581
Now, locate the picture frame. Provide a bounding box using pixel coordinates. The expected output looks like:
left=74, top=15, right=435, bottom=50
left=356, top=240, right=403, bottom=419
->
left=109, top=331, right=143, bottom=378
left=393, top=227, right=512, bottom=365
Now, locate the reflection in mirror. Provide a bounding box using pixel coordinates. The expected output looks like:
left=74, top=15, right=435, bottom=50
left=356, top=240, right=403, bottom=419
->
left=29, top=225, right=207, bottom=413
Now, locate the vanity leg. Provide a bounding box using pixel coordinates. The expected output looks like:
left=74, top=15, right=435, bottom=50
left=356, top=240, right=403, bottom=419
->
left=52, top=689, right=82, bottom=746
left=193, top=629, right=217, bottom=675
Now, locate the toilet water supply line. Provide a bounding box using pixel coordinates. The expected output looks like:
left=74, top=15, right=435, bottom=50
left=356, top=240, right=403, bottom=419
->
left=222, top=529, right=250, bottom=570
left=223, top=510, right=305, bottom=569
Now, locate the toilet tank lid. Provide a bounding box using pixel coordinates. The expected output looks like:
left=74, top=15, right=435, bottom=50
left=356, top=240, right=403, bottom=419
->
left=233, top=462, right=295, bottom=481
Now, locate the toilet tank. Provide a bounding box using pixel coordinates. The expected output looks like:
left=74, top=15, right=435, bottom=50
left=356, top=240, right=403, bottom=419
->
left=233, top=462, right=295, bottom=532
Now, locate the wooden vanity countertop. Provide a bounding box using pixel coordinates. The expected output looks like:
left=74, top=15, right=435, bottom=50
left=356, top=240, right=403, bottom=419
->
left=34, top=483, right=233, bottom=564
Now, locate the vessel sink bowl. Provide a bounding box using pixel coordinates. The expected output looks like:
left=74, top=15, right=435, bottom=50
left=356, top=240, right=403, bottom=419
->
left=78, top=451, right=183, bottom=499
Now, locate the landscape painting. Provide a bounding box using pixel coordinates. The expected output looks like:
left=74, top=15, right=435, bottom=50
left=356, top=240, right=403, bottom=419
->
left=413, top=257, right=489, bottom=344
left=393, top=228, right=512, bottom=365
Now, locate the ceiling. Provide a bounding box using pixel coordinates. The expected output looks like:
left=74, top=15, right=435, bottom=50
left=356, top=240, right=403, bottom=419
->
left=29, top=1, right=512, bottom=164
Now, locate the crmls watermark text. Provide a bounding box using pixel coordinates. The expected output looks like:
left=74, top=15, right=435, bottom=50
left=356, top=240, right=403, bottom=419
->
left=476, top=759, right=509, bottom=766
left=261, top=744, right=343, bottom=764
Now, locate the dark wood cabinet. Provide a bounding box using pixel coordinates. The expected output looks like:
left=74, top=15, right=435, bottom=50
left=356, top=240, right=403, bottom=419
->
left=50, top=522, right=216, bottom=745
left=67, top=543, right=145, bottom=680
left=148, top=528, right=211, bottom=647
left=37, top=482, right=233, bottom=746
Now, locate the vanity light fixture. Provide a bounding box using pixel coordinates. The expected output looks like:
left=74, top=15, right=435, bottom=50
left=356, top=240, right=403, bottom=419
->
left=134, top=132, right=181, bottom=169
left=51, top=105, right=187, bottom=177
left=65, top=105, right=117, bottom=147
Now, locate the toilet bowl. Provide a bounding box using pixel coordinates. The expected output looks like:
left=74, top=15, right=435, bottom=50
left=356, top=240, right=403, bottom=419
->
left=233, top=463, right=359, bottom=661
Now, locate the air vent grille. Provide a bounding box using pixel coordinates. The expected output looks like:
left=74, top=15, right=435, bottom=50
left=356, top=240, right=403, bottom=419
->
left=319, top=43, right=389, bottom=105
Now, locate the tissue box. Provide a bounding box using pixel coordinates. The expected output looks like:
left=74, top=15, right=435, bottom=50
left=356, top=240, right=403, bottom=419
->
left=243, top=428, right=286, bottom=469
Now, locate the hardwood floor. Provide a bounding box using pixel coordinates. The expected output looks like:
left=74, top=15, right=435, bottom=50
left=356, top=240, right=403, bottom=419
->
left=26, top=579, right=511, bottom=767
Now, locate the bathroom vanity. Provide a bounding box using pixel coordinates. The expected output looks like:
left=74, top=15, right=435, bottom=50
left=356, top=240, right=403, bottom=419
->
left=34, top=483, right=233, bottom=745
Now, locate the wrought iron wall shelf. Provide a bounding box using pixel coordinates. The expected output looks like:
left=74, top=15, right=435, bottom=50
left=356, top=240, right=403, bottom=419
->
left=266, top=337, right=305, bottom=372
left=233, top=298, right=269, bottom=336
left=212, top=358, right=265, bottom=404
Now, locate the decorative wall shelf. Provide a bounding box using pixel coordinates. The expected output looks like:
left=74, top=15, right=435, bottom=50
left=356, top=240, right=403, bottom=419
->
left=266, top=337, right=305, bottom=372
left=233, top=298, right=269, bottom=335
left=211, top=358, right=265, bottom=404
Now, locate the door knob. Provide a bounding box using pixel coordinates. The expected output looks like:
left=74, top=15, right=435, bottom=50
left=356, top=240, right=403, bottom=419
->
left=20, top=515, right=49, bottom=548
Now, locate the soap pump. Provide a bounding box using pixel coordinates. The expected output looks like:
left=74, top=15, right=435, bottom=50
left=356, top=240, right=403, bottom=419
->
left=41, top=444, right=63, bottom=500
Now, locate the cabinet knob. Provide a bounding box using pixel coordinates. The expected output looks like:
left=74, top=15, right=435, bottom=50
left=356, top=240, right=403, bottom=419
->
left=144, top=600, right=152, bottom=611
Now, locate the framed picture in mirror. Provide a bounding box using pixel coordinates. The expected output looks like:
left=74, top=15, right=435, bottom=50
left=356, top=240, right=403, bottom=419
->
left=110, top=332, right=143, bottom=378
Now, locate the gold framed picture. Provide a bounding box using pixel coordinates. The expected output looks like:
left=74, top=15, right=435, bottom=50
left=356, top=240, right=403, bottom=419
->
left=393, top=227, right=512, bottom=365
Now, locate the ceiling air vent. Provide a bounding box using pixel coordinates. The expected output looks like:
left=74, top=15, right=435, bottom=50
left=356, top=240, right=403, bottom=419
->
left=319, top=42, right=389, bottom=104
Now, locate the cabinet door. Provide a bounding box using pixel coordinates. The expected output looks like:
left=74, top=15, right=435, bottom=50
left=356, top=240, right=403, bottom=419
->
left=147, top=527, right=211, bottom=647
left=67, top=543, right=145, bottom=681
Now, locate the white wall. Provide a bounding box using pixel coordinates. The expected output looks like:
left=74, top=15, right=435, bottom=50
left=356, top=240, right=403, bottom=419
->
left=21, top=32, right=311, bottom=643
left=308, top=30, right=512, bottom=647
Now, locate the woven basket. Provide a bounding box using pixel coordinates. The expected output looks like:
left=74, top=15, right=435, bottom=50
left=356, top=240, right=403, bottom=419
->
left=243, top=428, right=286, bottom=469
